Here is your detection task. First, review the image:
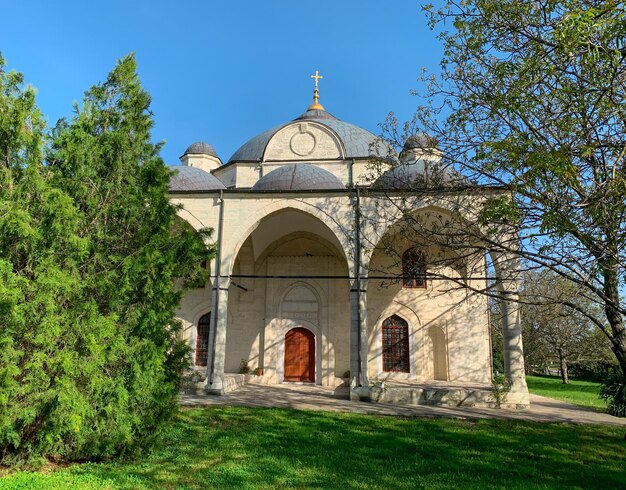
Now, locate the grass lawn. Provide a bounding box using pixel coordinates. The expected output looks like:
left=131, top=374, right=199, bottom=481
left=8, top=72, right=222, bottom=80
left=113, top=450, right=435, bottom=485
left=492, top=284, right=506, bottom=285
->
left=526, top=375, right=608, bottom=412
left=1, top=406, right=625, bottom=489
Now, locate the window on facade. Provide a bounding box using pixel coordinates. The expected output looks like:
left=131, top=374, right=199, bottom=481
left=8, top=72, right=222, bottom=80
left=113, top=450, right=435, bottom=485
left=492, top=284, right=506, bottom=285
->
left=195, top=313, right=211, bottom=366
left=402, top=248, right=426, bottom=288
left=382, top=315, right=410, bottom=372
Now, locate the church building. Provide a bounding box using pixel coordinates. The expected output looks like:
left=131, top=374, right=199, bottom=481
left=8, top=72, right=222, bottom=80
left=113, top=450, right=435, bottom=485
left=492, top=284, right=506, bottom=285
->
left=168, top=73, right=529, bottom=407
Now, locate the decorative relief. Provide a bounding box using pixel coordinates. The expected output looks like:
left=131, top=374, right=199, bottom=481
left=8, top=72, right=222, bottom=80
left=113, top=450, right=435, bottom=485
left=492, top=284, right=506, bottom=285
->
left=264, top=123, right=342, bottom=160
left=289, top=131, right=317, bottom=156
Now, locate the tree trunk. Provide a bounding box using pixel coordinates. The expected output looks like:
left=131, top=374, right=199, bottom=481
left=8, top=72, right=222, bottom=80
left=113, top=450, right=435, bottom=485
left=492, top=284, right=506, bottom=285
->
left=559, top=356, right=569, bottom=384
left=603, top=263, right=626, bottom=383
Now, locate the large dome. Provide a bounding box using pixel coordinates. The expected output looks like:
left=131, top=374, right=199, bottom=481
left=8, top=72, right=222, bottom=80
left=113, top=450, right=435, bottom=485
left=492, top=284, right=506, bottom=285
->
left=227, top=108, right=387, bottom=163
left=168, top=166, right=226, bottom=191
left=252, top=163, right=344, bottom=191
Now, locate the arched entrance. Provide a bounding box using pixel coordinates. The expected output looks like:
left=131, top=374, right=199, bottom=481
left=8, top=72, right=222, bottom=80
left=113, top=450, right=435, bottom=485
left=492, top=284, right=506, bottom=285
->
left=284, top=327, right=315, bottom=382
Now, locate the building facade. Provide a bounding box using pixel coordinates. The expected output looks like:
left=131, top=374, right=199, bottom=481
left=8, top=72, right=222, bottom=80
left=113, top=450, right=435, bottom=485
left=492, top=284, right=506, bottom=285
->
left=168, top=82, right=529, bottom=406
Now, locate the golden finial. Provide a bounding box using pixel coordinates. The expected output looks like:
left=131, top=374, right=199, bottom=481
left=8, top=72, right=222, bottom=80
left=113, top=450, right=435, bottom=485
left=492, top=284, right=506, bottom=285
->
left=307, top=70, right=325, bottom=111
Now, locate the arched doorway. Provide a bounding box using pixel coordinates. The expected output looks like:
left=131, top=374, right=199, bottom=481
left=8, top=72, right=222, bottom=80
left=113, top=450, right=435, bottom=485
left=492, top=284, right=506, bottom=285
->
left=284, top=327, right=315, bottom=382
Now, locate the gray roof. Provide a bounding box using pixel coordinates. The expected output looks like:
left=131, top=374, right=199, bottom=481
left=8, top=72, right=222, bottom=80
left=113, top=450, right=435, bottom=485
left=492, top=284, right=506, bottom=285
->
left=252, top=163, right=345, bottom=191
left=373, top=161, right=468, bottom=190
left=183, top=141, right=218, bottom=158
left=403, top=133, right=438, bottom=150
left=168, top=165, right=226, bottom=191
left=227, top=109, right=388, bottom=163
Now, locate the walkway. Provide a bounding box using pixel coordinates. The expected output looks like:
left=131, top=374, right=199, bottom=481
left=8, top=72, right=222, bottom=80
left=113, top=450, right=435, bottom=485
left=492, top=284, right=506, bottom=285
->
left=179, top=382, right=626, bottom=426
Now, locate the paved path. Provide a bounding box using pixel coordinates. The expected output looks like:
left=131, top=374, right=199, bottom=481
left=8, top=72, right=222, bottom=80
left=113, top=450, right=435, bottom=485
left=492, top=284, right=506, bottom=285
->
left=180, top=383, right=626, bottom=426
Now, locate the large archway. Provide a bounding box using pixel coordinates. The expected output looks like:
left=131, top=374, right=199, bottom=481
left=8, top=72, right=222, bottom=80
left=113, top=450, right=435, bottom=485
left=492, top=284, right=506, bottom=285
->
left=222, top=206, right=351, bottom=386
left=365, top=206, right=491, bottom=385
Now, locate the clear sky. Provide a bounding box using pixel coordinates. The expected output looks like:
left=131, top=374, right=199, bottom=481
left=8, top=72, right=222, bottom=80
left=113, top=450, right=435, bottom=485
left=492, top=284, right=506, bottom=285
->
left=0, top=1, right=443, bottom=165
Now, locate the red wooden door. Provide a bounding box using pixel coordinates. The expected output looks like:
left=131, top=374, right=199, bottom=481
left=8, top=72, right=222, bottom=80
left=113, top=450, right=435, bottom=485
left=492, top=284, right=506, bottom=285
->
left=284, top=328, right=315, bottom=382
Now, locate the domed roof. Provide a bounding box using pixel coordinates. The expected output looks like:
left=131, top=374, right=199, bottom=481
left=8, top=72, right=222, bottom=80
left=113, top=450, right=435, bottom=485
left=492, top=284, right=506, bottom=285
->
left=227, top=108, right=387, bottom=163
left=373, top=161, right=467, bottom=190
left=252, top=163, right=344, bottom=191
left=403, top=133, right=437, bottom=151
left=168, top=165, right=226, bottom=191
left=183, top=141, right=218, bottom=158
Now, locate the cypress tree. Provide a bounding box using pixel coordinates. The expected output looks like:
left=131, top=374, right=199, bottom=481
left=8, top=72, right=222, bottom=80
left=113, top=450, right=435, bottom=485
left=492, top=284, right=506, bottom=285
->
left=0, top=54, right=211, bottom=463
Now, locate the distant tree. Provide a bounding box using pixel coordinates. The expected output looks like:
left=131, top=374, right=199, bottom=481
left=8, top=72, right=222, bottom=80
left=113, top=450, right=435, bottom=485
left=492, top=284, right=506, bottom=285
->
left=372, top=1, right=626, bottom=413
left=0, top=54, right=211, bottom=464
left=520, top=270, right=612, bottom=384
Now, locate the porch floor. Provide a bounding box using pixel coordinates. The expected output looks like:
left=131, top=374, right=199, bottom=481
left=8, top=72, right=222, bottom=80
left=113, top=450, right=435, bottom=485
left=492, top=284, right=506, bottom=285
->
left=179, top=382, right=626, bottom=426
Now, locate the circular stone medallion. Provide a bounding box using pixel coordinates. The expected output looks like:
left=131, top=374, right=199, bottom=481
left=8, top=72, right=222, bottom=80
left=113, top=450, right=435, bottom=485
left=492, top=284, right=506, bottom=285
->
left=289, top=132, right=317, bottom=156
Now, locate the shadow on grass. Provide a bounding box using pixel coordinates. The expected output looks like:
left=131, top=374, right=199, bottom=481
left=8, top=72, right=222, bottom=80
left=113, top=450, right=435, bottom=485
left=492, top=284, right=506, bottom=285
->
left=61, top=406, right=626, bottom=489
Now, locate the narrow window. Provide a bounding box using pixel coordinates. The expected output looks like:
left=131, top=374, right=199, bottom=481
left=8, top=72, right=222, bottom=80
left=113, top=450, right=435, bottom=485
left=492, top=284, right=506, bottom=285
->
left=195, top=313, right=211, bottom=366
left=402, top=248, right=426, bottom=288
left=382, top=315, right=410, bottom=372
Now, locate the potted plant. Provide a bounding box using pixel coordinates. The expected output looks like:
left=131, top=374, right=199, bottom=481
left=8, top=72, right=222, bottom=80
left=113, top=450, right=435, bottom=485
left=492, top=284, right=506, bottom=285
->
left=253, top=367, right=264, bottom=376
left=239, top=359, right=250, bottom=374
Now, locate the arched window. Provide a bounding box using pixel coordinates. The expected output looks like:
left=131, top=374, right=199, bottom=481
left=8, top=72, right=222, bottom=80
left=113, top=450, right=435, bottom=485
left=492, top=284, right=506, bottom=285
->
left=402, top=248, right=426, bottom=288
left=195, top=313, right=211, bottom=366
left=382, top=315, right=410, bottom=372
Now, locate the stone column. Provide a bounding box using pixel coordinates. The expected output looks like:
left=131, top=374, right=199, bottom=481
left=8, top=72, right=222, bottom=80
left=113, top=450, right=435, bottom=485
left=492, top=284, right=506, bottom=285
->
left=205, top=274, right=230, bottom=395
left=493, top=252, right=529, bottom=407
left=204, top=257, right=219, bottom=385
left=349, top=274, right=370, bottom=401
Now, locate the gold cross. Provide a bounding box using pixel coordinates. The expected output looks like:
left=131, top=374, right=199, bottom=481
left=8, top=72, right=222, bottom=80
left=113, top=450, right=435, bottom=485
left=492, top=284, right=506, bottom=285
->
left=311, top=70, right=323, bottom=89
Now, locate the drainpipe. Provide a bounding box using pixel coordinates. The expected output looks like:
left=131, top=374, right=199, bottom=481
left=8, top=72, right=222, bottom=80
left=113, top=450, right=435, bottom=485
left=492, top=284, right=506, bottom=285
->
left=349, top=158, right=355, bottom=187
left=354, top=186, right=362, bottom=386
left=209, top=189, right=225, bottom=384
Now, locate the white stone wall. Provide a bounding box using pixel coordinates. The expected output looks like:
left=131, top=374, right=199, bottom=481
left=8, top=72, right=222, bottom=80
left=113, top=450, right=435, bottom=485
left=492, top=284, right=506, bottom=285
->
left=173, top=191, right=493, bottom=388
left=264, top=122, right=344, bottom=161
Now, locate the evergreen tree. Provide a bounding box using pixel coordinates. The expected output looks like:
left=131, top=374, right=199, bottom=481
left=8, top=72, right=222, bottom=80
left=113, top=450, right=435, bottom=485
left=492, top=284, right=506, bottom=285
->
left=0, top=54, right=211, bottom=463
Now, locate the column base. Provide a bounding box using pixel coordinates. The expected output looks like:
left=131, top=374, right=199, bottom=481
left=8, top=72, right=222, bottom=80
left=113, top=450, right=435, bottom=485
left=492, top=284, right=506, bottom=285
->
left=204, top=377, right=224, bottom=395
left=350, top=386, right=371, bottom=402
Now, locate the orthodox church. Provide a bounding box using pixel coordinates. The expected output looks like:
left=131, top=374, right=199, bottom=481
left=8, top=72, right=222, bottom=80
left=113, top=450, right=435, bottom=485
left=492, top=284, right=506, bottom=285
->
left=168, top=73, right=529, bottom=407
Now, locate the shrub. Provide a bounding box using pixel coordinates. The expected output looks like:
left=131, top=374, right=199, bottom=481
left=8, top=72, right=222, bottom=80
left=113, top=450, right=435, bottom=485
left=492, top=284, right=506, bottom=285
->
left=491, top=373, right=510, bottom=408
left=599, top=368, right=626, bottom=418
left=568, top=361, right=617, bottom=382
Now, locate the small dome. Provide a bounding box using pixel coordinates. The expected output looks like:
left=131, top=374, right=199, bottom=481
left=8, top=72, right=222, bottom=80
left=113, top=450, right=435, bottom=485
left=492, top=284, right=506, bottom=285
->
left=373, top=161, right=467, bottom=190
left=183, top=141, right=218, bottom=158
left=403, top=133, right=437, bottom=151
left=168, top=166, right=226, bottom=191
left=252, top=164, right=344, bottom=191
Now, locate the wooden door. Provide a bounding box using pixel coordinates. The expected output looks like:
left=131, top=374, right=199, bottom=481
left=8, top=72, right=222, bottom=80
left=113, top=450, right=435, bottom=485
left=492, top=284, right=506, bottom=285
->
left=284, top=328, right=315, bottom=382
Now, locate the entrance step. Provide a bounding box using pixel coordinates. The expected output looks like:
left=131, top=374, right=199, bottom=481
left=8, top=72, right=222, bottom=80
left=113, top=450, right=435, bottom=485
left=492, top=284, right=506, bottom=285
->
left=180, top=370, right=248, bottom=395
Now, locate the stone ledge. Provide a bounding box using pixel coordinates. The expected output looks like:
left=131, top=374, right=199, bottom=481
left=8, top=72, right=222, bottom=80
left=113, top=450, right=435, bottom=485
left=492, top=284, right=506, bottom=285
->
left=370, top=385, right=529, bottom=409
left=180, top=371, right=248, bottom=396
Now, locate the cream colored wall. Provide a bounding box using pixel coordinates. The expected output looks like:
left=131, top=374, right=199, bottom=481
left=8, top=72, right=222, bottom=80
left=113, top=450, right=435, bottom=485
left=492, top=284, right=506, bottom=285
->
left=264, top=122, right=344, bottom=161
left=366, top=238, right=491, bottom=385
left=180, top=153, right=222, bottom=172
left=220, top=235, right=350, bottom=386
left=172, top=190, right=492, bottom=388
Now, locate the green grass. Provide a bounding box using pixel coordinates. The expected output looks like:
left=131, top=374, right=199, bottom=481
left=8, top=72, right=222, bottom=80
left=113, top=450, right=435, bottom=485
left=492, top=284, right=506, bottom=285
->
left=526, top=375, right=608, bottom=411
left=2, top=406, right=625, bottom=489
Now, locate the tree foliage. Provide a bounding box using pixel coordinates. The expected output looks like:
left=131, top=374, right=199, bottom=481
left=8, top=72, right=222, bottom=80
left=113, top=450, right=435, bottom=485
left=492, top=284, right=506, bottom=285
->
left=376, top=1, right=626, bottom=387
left=0, top=54, right=211, bottom=463
left=520, top=269, right=613, bottom=383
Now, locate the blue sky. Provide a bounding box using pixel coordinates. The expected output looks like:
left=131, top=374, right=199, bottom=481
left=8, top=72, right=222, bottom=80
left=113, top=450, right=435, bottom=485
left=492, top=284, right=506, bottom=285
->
left=0, top=1, right=443, bottom=165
